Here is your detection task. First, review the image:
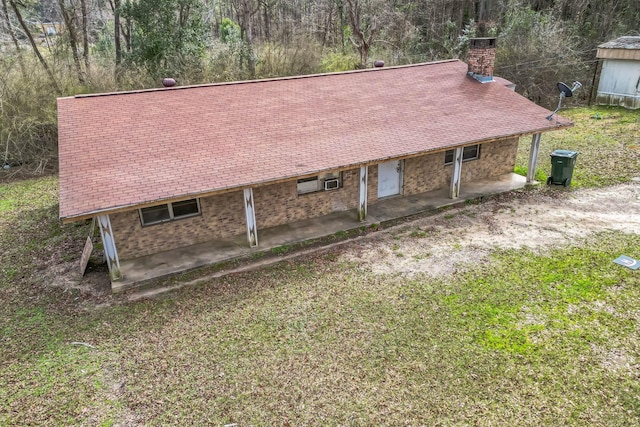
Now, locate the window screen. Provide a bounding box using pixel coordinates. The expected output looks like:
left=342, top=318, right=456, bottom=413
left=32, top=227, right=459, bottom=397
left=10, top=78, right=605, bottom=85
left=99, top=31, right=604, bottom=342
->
left=172, top=199, right=200, bottom=218
left=140, top=199, right=200, bottom=226
left=444, top=145, right=481, bottom=165
left=140, top=205, right=171, bottom=225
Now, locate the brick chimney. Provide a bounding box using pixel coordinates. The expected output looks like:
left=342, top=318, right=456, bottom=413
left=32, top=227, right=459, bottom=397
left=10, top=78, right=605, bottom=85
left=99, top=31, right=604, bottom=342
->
left=467, top=37, right=496, bottom=83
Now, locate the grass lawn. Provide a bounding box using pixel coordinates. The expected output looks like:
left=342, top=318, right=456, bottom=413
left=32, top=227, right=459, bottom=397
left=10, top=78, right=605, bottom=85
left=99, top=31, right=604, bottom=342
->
left=515, top=105, right=640, bottom=187
left=1, top=106, right=639, bottom=425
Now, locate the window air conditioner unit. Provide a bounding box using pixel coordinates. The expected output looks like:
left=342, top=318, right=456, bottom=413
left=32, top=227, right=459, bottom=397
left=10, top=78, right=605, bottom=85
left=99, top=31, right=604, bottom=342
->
left=324, top=179, right=340, bottom=191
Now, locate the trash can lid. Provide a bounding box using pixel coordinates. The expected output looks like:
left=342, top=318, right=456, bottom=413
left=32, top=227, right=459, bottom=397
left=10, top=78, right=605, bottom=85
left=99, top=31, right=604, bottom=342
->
left=550, top=149, right=578, bottom=158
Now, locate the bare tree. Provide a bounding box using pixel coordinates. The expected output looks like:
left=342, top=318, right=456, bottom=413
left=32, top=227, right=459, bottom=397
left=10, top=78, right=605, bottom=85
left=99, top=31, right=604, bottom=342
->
left=80, top=0, right=90, bottom=73
left=7, top=0, right=61, bottom=92
left=232, top=0, right=260, bottom=76
left=112, top=0, right=121, bottom=67
left=107, top=0, right=125, bottom=73
left=345, top=0, right=379, bottom=68
left=1, top=0, right=26, bottom=76
left=259, top=0, right=276, bottom=41
left=58, top=0, right=85, bottom=83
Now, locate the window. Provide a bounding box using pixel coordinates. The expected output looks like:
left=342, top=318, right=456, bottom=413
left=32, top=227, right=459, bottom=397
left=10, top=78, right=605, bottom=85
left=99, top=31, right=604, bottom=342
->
left=297, top=172, right=342, bottom=194
left=297, top=177, right=320, bottom=194
left=444, top=145, right=481, bottom=165
left=140, top=199, right=200, bottom=226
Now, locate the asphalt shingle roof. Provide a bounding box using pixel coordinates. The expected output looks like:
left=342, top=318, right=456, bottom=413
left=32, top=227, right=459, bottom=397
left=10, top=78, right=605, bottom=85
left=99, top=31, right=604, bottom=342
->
left=598, top=36, right=640, bottom=50
left=58, top=59, right=571, bottom=222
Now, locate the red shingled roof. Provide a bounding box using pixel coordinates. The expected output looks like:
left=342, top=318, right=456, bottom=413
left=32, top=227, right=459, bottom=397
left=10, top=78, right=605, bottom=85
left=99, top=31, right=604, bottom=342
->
left=58, top=59, right=570, bottom=222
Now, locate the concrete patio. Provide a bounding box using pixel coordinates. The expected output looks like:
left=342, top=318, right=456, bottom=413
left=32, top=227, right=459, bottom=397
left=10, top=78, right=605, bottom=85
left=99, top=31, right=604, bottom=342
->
left=115, top=173, right=527, bottom=291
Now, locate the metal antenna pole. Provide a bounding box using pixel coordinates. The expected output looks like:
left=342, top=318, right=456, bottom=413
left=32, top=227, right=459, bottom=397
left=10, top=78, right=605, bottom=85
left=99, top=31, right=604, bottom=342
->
left=547, top=92, right=565, bottom=121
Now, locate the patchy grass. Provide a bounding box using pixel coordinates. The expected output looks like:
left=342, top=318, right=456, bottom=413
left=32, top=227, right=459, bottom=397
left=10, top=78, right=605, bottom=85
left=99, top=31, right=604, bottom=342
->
left=0, top=178, right=114, bottom=424
left=0, top=177, right=65, bottom=287
left=516, top=106, right=640, bottom=187
left=270, top=244, right=291, bottom=255
left=1, top=174, right=640, bottom=425
left=1, top=109, right=640, bottom=424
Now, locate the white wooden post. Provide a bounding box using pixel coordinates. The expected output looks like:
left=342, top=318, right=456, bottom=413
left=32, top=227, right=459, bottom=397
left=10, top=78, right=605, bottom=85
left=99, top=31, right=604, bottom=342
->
left=243, top=188, right=258, bottom=247
left=358, top=166, right=368, bottom=221
left=97, top=214, right=122, bottom=281
left=449, top=147, right=463, bottom=199
left=527, top=133, right=542, bottom=184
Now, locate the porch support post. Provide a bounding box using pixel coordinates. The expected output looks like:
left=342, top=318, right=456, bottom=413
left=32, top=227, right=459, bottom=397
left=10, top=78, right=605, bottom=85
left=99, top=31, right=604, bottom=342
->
left=358, top=166, right=368, bottom=221
left=449, top=147, right=463, bottom=199
left=527, top=133, right=542, bottom=184
left=97, top=214, right=122, bottom=281
left=243, top=188, right=258, bottom=247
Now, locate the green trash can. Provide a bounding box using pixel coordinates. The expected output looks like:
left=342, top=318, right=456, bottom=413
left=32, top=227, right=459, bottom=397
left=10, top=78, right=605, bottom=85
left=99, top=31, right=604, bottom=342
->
left=547, top=150, right=578, bottom=187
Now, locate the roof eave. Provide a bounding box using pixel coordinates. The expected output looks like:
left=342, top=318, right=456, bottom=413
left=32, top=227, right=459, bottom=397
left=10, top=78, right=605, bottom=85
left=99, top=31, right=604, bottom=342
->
left=59, top=122, right=572, bottom=224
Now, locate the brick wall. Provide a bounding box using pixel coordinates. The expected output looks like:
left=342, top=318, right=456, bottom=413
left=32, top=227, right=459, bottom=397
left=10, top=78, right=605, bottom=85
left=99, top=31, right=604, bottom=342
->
left=111, top=170, right=360, bottom=259
left=253, top=169, right=359, bottom=228
left=111, top=190, right=245, bottom=259
left=458, top=138, right=518, bottom=182
left=467, top=38, right=497, bottom=77
left=110, top=138, right=517, bottom=259
left=404, top=137, right=518, bottom=195
left=404, top=154, right=448, bottom=195
left=367, top=164, right=379, bottom=204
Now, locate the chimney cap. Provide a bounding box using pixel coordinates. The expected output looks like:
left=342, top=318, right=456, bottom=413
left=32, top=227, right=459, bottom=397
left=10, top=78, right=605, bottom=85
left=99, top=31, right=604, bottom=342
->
left=469, top=37, right=496, bottom=48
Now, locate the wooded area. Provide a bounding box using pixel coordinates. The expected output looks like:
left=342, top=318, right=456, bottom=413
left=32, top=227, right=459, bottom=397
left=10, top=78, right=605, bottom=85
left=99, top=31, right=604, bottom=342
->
left=1, top=0, right=639, bottom=171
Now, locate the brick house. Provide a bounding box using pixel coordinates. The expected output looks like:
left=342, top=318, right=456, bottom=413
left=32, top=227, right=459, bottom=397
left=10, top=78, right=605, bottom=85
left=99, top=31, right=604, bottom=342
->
left=58, top=38, right=571, bottom=285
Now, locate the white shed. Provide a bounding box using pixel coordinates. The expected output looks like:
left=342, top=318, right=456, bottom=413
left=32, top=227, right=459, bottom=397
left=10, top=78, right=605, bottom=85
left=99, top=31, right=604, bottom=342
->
left=595, top=36, right=640, bottom=109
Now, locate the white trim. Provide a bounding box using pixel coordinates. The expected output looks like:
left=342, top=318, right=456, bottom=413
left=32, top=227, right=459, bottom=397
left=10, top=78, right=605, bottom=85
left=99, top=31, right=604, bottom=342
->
left=527, top=133, right=541, bottom=184
left=377, top=160, right=403, bottom=198
left=596, top=91, right=640, bottom=98
left=358, top=166, right=368, bottom=221
left=324, top=178, right=340, bottom=190
left=97, top=214, right=122, bottom=281
left=450, top=147, right=463, bottom=199
left=243, top=188, right=258, bottom=247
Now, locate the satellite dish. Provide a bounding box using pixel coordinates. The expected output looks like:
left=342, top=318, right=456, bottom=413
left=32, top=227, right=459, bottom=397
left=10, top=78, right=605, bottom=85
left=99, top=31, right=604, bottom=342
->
left=557, top=82, right=573, bottom=97
left=547, top=81, right=582, bottom=121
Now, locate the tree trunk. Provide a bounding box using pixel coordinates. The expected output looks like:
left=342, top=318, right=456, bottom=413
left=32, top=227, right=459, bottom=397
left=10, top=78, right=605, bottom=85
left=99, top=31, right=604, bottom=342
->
left=262, top=0, right=270, bottom=41
left=338, top=0, right=345, bottom=49
left=58, top=0, right=85, bottom=83
left=80, top=0, right=90, bottom=73
left=234, top=0, right=259, bottom=77
left=124, top=15, right=132, bottom=52
left=8, top=0, right=61, bottom=93
left=245, top=12, right=255, bottom=77
left=108, top=0, right=122, bottom=81
left=345, top=0, right=378, bottom=68
left=39, top=22, right=54, bottom=52
left=1, top=0, right=26, bottom=76
left=113, top=0, right=121, bottom=68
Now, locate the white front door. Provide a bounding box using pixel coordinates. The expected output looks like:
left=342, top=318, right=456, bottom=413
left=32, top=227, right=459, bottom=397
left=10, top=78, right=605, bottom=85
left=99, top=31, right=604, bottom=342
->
left=378, top=160, right=402, bottom=198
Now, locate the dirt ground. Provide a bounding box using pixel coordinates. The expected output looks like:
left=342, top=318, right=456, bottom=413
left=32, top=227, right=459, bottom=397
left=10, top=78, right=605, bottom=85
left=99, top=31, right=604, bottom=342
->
left=341, top=180, right=640, bottom=277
